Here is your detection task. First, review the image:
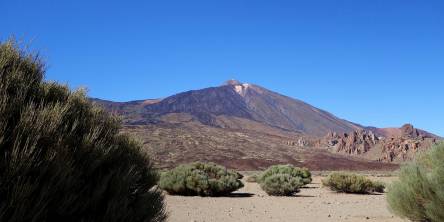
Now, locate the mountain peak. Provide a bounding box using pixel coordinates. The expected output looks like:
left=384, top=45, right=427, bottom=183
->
left=224, top=79, right=242, bottom=85
left=223, top=79, right=252, bottom=96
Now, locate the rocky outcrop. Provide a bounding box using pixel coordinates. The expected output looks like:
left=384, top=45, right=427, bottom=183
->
left=324, top=130, right=379, bottom=155
left=366, top=124, right=440, bottom=140
left=324, top=124, right=440, bottom=162
left=400, top=124, right=420, bottom=138
left=380, top=124, right=437, bottom=162
left=286, top=138, right=309, bottom=147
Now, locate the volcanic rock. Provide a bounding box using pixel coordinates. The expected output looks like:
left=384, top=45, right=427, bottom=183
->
left=324, top=130, right=378, bottom=155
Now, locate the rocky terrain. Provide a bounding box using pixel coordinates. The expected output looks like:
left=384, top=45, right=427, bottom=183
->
left=93, top=80, right=441, bottom=170
left=124, top=122, right=398, bottom=171
left=322, top=124, right=439, bottom=162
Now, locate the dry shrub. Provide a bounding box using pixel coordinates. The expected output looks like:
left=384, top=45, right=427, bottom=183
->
left=159, top=162, right=244, bottom=196
left=258, top=165, right=312, bottom=196
left=322, top=172, right=385, bottom=194
left=0, top=40, right=166, bottom=222
left=387, top=142, right=444, bottom=222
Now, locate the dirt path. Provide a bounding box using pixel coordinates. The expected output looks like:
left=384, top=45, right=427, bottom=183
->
left=165, top=176, right=403, bottom=222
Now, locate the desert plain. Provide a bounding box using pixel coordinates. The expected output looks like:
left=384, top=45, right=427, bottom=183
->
left=165, top=174, right=403, bottom=222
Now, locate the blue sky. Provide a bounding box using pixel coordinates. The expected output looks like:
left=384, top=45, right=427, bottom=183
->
left=2, top=0, right=443, bottom=136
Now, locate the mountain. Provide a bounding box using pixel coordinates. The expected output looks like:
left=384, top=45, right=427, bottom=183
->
left=98, top=80, right=361, bottom=136
left=93, top=80, right=440, bottom=170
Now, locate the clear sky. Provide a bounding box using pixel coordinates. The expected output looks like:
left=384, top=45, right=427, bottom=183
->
left=2, top=0, right=443, bottom=136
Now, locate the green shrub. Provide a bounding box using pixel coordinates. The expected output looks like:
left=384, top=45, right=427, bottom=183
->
left=159, top=162, right=244, bottom=196
left=387, top=142, right=444, bottom=222
left=0, top=40, right=166, bottom=221
left=322, top=172, right=385, bottom=194
left=259, top=165, right=312, bottom=185
left=260, top=174, right=303, bottom=196
left=258, top=165, right=311, bottom=196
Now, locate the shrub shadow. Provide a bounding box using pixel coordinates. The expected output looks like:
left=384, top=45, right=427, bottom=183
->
left=325, top=191, right=385, bottom=196
left=225, top=192, right=255, bottom=198
left=301, top=186, right=320, bottom=189
left=294, top=194, right=316, bottom=198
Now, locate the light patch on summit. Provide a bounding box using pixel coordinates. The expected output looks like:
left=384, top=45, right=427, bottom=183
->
left=234, top=83, right=250, bottom=96
left=225, top=79, right=242, bottom=85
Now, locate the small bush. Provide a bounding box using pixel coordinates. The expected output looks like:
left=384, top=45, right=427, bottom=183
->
left=260, top=174, right=303, bottom=196
left=322, top=172, right=385, bottom=194
left=258, top=165, right=311, bottom=196
left=0, top=40, right=166, bottom=221
left=259, top=165, right=312, bottom=185
left=159, top=162, right=244, bottom=196
left=387, top=142, right=444, bottom=222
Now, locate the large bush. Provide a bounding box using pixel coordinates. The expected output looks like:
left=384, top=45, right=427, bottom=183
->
left=0, top=40, right=166, bottom=221
left=387, top=142, right=444, bottom=222
left=159, top=162, right=244, bottom=196
left=258, top=165, right=311, bottom=196
left=322, top=172, right=385, bottom=194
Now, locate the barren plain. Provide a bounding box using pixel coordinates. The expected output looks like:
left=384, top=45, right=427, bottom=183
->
left=165, top=175, right=402, bottom=222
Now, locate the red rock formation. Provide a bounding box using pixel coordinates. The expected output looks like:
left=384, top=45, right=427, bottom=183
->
left=324, top=130, right=378, bottom=155
left=380, top=135, right=436, bottom=162
left=324, top=124, right=440, bottom=163
left=400, top=124, right=420, bottom=138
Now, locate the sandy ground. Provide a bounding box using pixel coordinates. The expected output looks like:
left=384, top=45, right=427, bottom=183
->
left=165, top=176, right=404, bottom=222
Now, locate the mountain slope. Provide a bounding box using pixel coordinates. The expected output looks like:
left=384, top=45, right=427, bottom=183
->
left=124, top=122, right=398, bottom=171
left=109, top=80, right=361, bottom=136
